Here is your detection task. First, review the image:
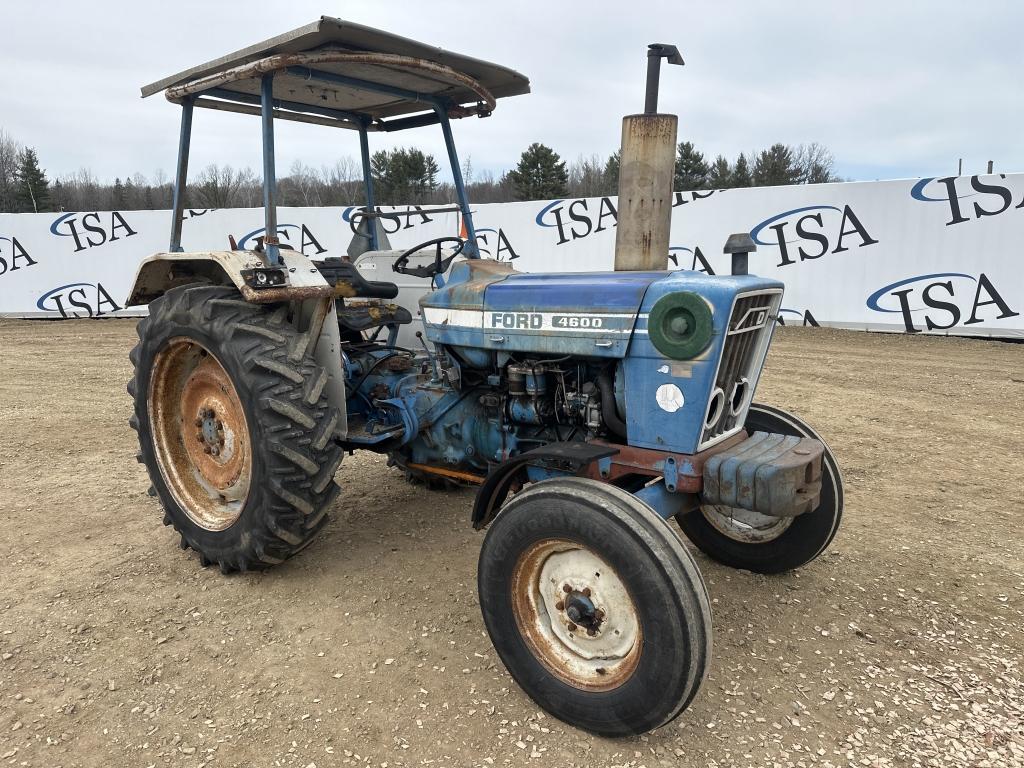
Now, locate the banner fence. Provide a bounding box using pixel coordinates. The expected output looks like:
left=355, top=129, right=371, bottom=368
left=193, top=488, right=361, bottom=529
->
left=1, top=173, right=1021, bottom=338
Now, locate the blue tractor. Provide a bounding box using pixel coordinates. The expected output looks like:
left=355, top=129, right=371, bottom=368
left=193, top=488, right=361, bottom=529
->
left=127, top=18, right=842, bottom=736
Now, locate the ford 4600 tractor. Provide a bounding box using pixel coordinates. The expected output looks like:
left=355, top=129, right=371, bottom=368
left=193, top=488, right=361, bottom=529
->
left=127, top=18, right=843, bottom=736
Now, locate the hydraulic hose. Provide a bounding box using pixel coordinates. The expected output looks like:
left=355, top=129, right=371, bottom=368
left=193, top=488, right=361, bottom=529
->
left=596, top=369, right=627, bottom=439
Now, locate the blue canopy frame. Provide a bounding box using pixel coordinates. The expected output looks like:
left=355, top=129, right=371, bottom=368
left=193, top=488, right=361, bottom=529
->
left=167, top=61, right=484, bottom=265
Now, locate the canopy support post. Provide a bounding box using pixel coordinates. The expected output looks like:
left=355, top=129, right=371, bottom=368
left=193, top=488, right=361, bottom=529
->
left=169, top=97, right=194, bottom=253
left=358, top=122, right=379, bottom=252
left=436, top=107, right=478, bottom=258
left=260, top=73, right=281, bottom=266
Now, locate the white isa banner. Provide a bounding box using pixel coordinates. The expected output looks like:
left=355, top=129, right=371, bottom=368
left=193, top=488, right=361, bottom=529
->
left=0, top=173, right=1021, bottom=338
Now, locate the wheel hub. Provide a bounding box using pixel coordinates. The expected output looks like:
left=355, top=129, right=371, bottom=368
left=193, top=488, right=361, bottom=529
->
left=562, top=590, right=602, bottom=634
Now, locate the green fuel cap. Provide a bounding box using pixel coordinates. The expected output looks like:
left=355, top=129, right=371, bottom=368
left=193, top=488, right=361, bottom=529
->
left=648, top=292, right=714, bottom=359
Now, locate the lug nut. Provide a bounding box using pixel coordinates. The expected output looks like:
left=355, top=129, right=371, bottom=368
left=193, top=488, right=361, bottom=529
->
left=562, top=584, right=572, bottom=594
left=554, top=601, right=564, bottom=611
left=582, top=587, right=591, bottom=597
left=586, top=628, right=596, bottom=636
left=595, top=609, right=605, bottom=620
left=194, top=418, right=203, bottom=427
left=204, top=446, right=212, bottom=454
left=567, top=622, right=577, bottom=632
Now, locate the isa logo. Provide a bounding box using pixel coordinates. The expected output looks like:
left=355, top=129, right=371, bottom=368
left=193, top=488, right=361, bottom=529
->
left=237, top=224, right=326, bottom=255
left=50, top=212, right=137, bottom=253
left=668, top=246, right=716, bottom=274
left=867, top=272, right=1018, bottom=333
left=535, top=197, right=618, bottom=245
left=36, top=282, right=122, bottom=318
left=0, top=235, right=38, bottom=276
left=750, top=204, right=878, bottom=267
left=910, top=175, right=1024, bottom=226
left=474, top=227, right=520, bottom=261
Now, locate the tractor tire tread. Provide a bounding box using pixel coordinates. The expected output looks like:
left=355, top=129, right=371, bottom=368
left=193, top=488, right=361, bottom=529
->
left=129, top=284, right=342, bottom=573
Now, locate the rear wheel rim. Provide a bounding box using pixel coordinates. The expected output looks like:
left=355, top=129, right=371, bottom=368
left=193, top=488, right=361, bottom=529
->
left=701, top=504, right=794, bottom=544
left=510, top=538, right=642, bottom=691
left=148, top=337, right=251, bottom=531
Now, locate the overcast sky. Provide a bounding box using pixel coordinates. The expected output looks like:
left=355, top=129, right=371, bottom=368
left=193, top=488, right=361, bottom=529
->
left=3, top=1, right=1021, bottom=186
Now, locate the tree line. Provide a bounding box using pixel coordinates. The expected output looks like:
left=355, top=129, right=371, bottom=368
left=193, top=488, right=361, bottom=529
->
left=0, top=126, right=842, bottom=214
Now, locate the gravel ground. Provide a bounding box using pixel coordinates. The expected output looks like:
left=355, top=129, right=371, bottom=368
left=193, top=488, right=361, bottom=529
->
left=0, top=320, right=1021, bottom=768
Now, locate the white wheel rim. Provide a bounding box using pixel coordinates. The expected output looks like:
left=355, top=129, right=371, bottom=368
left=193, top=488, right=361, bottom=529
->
left=701, top=504, right=794, bottom=544
left=511, top=539, right=641, bottom=691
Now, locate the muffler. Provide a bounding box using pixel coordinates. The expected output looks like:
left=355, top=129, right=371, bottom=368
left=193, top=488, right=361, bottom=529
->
left=613, top=44, right=684, bottom=272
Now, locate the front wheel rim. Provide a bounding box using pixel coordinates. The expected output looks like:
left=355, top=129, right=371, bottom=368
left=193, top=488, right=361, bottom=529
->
left=510, top=538, right=642, bottom=691
left=148, top=337, right=252, bottom=531
left=701, top=504, right=794, bottom=544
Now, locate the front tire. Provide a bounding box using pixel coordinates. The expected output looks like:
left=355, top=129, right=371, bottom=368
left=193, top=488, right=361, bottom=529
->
left=677, top=403, right=844, bottom=574
left=128, top=285, right=343, bottom=572
left=478, top=477, right=712, bottom=736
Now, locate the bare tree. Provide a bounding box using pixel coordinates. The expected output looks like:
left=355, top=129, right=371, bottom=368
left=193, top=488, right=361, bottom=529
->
left=191, top=165, right=260, bottom=208
left=568, top=154, right=613, bottom=198
left=0, top=129, right=22, bottom=213
left=794, top=143, right=839, bottom=184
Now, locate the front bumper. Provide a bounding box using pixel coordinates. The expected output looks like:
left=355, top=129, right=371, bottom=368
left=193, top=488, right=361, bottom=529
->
left=701, top=431, right=823, bottom=517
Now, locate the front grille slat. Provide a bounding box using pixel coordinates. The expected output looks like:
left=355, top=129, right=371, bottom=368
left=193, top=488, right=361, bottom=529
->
left=699, top=290, right=782, bottom=449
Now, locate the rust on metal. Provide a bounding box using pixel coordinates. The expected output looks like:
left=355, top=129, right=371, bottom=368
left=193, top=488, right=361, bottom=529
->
left=149, top=337, right=251, bottom=531
left=165, top=51, right=497, bottom=118
left=583, top=431, right=747, bottom=489
left=239, top=283, right=334, bottom=304
left=405, top=462, right=485, bottom=485
left=510, top=538, right=642, bottom=692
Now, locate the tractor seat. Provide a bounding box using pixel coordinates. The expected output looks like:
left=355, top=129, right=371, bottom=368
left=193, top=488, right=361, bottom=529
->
left=313, top=257, right=399, bottom=300
left=337, top=301, right=412, bottom=333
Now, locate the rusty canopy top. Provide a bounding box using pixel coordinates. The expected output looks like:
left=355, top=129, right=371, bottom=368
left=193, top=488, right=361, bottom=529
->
left=141, top=17, right=530, bottom=126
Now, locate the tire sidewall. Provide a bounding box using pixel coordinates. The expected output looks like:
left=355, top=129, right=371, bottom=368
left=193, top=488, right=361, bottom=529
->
left=479, top=482, right=707, bottom=735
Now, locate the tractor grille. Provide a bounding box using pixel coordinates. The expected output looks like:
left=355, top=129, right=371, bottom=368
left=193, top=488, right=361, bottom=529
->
left=699, top=289, right=783, bottom=450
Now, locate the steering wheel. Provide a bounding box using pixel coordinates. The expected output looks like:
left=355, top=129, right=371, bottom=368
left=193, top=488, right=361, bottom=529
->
left=392, top=237, right=466, bottom=278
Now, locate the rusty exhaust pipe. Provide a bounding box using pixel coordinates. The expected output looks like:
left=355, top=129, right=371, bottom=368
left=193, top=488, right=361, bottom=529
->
left=613, top=44, right=684, bottom=272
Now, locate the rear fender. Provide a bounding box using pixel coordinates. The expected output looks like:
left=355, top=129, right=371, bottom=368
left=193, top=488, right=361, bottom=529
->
left=125, top=250, right=333, bottom=306
left=126, top=250, right=347, bottom=438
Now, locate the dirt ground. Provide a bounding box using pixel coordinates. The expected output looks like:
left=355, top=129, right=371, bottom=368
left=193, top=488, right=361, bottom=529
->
left=0, top=320, right=1021, bottom=768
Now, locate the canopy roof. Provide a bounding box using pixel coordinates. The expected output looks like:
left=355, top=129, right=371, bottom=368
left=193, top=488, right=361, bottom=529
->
left=141, top=17, right=530, bottom=128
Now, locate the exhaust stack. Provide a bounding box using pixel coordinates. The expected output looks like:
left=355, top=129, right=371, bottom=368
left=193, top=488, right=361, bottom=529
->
left=614, top=44, right=684, bottom=272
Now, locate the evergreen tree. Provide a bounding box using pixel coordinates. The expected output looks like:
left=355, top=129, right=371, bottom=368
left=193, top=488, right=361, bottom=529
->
left=752, top=143, right=801, bottom=187
left=112, top=177, right=126, bottom=210
left=507, top=143, right=568, bottom=201
left=370, top=147, right=440, bottom=204
left=14, top=147, right=50, bottom=213
left=604, top=150, right=620, bottom=191
left=674, top=142, right=710, bottom=192
left=707, top=155, right=732, bottom=189
left=732, top=153, right=753, bottom=187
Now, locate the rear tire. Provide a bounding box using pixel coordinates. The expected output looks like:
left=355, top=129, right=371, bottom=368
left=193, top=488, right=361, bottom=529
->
left=676, top=403, right=843, bottom=574
left=128, top=285, right=343, bottom=572
left=478, top=477, right=712, bottom=736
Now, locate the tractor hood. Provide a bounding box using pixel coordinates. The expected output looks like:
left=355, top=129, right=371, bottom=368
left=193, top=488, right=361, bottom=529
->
left=420, top=260, right=784, bottom=360
left=421, top=260, right=667, bottom=357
